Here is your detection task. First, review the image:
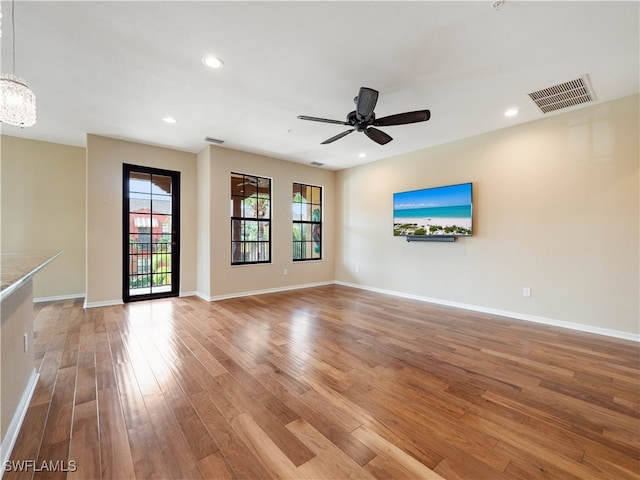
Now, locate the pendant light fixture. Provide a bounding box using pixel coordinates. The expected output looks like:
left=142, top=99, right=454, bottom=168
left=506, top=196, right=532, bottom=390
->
left=1, top=0, right=36, bottom=127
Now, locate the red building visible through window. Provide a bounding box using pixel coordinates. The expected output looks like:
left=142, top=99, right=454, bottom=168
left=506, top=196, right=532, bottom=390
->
left=128, top=207, right=171, bottom=274
left=129, top=208, right=170, bottom=247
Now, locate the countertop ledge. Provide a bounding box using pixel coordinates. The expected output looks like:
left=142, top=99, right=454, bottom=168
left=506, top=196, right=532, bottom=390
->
left=1, top=251, right=63, bottom=301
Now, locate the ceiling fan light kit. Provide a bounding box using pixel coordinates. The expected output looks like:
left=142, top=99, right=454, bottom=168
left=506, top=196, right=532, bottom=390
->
left=298, top=87, right=430, bottom=145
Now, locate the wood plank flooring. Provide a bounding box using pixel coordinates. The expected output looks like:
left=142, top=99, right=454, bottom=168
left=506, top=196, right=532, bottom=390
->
left=5, top=284, right=639, bottom=479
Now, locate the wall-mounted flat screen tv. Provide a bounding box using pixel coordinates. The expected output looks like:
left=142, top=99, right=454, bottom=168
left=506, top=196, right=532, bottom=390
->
left=393, top=182, right=473, bottom=237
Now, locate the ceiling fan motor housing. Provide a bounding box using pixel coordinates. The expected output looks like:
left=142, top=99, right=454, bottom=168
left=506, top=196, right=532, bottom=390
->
left=347, top=110, right=376, bottom=131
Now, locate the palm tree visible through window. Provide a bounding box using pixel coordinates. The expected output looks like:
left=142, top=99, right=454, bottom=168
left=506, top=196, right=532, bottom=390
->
left=292, top=183, right=322, bottom=261
left=231, top=172, right=271, bottom=265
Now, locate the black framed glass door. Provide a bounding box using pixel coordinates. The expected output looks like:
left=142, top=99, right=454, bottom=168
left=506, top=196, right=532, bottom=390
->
left=123, top=164, right=180, bottom=302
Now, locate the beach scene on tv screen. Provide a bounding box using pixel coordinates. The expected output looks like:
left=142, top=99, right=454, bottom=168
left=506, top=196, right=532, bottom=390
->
left=394, top=183, right=472, bottom=236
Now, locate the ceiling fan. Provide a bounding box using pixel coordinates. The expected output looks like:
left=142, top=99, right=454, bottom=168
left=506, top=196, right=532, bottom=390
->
left=298, top=87, right=430, bottom=145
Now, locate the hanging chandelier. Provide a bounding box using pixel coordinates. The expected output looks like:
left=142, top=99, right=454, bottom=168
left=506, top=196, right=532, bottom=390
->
left=0, top=0, right=36, bottom=127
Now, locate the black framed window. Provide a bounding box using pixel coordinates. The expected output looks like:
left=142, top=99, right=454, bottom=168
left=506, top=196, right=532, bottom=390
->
left=292, top=183, right=322, bottom=261
left=231, top=172, right=271, bottom=265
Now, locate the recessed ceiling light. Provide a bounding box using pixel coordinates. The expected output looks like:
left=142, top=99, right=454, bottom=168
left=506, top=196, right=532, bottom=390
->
left=504, top=108, right=519, bottom=117
left=358, top=152, right=366, bottom=158
left=202, top=55, right=224, bottom=69
left=162, top=117, right=177, bottom=124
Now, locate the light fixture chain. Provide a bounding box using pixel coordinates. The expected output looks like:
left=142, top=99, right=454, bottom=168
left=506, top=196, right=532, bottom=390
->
left=11, top=0, right=16, bottom=73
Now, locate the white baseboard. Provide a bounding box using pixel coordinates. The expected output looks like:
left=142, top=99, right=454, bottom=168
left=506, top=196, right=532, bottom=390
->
left=62, top=281, right=638, bottom=341
left=83, top=299, right=124, bottom=309
left=0, top=369, right=39, bottom=479
left=335, top=281, right=640, bottom=342
left=209, top=281, right=334, bottom=301
left=33, top=293, right=85, bottom=303
left=82, top=282, right=334, bottom=306
left=195, top=291, right=213, bottom=302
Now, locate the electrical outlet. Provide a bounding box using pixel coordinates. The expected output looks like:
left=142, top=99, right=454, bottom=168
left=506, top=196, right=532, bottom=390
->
left=23, top=333, right=28, bottom=352
left=523, top=287, right=531, bottom=297
left=355, top=266, right=359, bottom=273
left=283, top=268, right=288, bottom=276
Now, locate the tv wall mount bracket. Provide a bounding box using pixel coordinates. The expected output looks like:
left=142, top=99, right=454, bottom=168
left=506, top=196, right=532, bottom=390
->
left=406, top=236, right=456, bottom=242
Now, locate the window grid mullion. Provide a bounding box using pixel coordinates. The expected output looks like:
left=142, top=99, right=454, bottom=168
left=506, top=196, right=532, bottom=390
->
left=231, top=172, right=271, bottom=265
left=292, top=182, right=322, bottom=262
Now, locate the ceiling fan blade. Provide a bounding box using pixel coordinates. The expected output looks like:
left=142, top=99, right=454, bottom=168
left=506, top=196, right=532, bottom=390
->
left=356, top=87, right=379, bottom=121
left=364, top=127, right=393, bottom=145
left=373, top=110, right=431, bottom=127
left=298, top=115, right=350, bottom=125
left=321, top=129, right=354, bottom=144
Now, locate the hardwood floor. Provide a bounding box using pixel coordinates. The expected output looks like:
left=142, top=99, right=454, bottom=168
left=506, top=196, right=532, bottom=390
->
left=5, top=284, right=639, bottom=479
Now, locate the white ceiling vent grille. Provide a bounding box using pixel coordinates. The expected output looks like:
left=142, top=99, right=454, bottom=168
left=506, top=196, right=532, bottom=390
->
left=528, top=76, right=595, bottom=114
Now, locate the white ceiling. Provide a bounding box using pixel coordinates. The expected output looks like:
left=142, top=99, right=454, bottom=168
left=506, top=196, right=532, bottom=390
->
left=1, top=1, right=638, bottom=170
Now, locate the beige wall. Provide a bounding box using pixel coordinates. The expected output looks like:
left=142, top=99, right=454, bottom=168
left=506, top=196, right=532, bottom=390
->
left=196, top=148, right=212, bottom=297
left=1, top=136, right=85, bottom=299
left=2, top=96, right=638, bottom=337
left=336, top=95, right=639, bottom=336
left=201, top=146, right=336, bottom=299
left=86, top=135, right=197, bottom=305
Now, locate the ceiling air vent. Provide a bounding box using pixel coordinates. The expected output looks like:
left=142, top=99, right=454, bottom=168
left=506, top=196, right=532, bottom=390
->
left=204, top=136, right=224, bottom=145
left=310, top=161, right=324, bottom=167
left=528, top=76, right=595, bottom=114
